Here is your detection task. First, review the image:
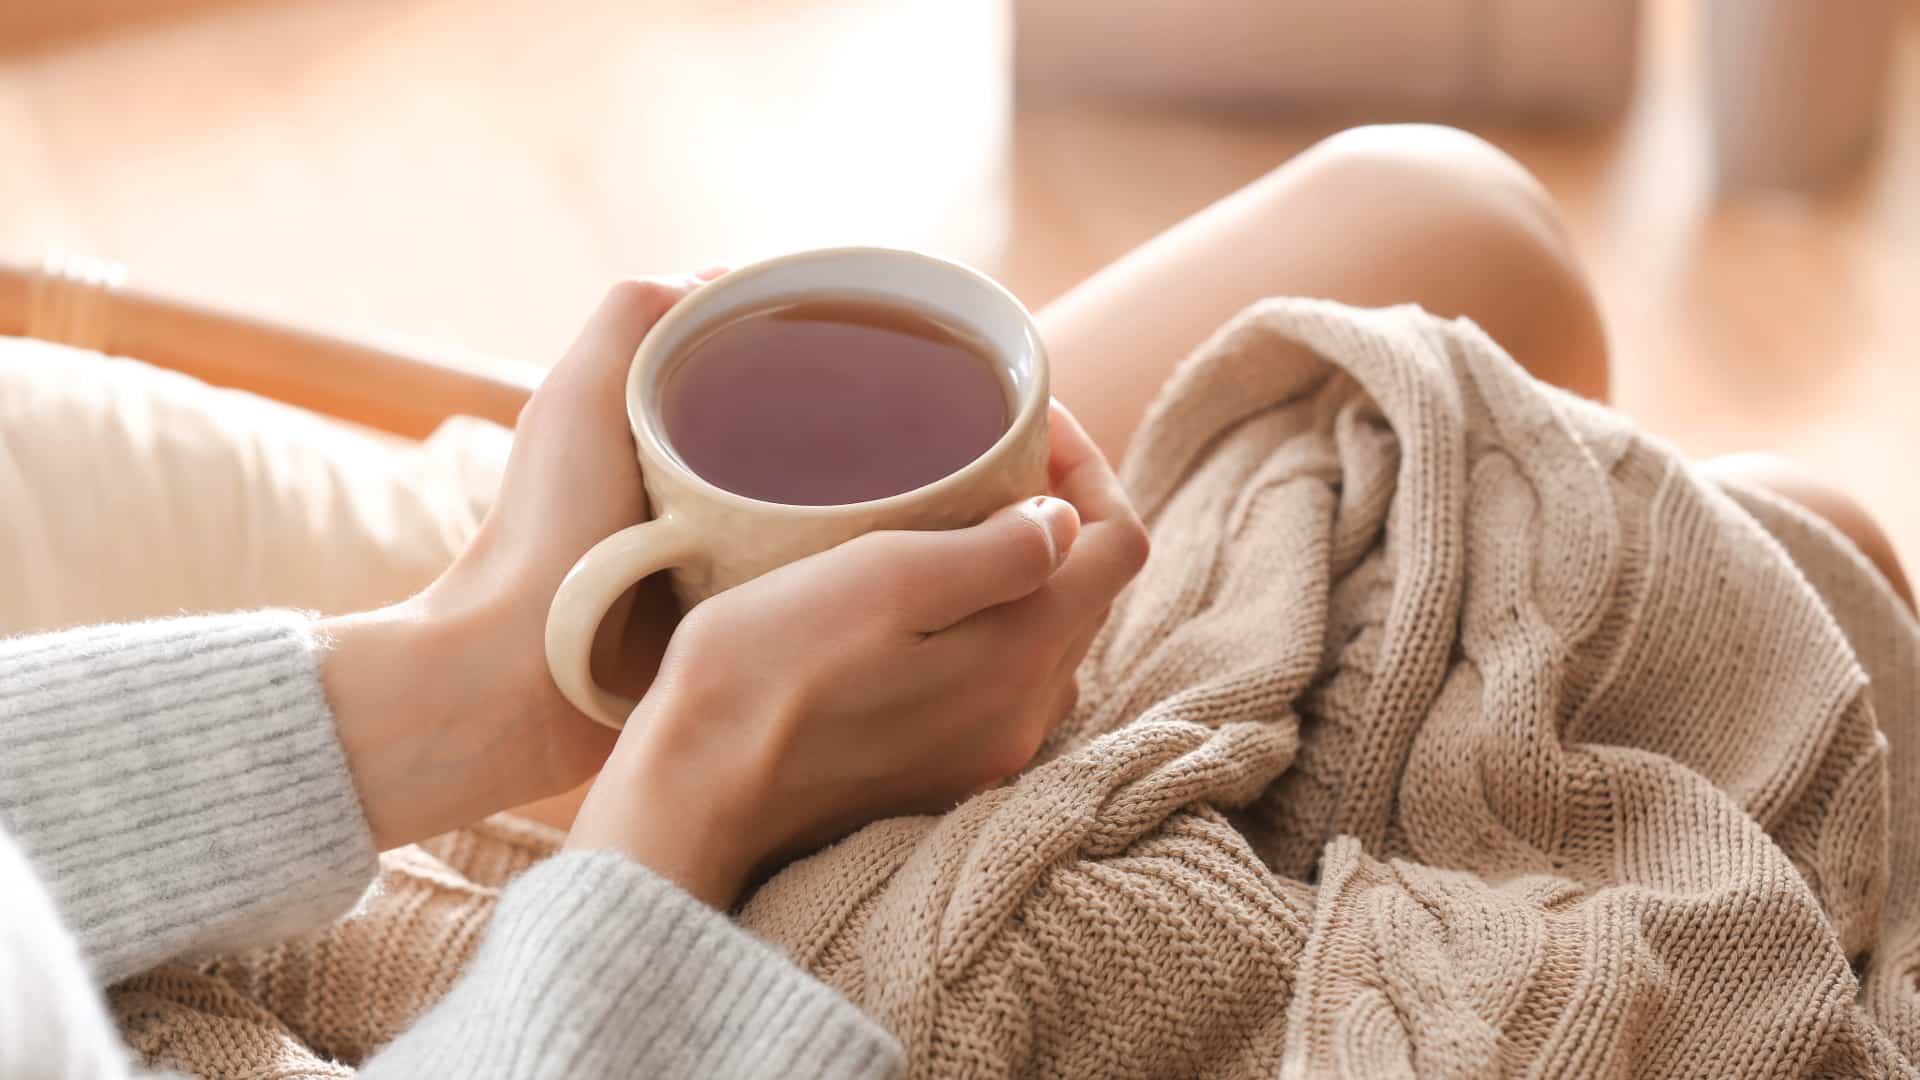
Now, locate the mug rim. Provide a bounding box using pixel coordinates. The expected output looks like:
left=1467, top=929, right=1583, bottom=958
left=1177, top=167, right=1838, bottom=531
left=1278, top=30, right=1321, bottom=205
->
left=624, top=246, right=1050, bottom=518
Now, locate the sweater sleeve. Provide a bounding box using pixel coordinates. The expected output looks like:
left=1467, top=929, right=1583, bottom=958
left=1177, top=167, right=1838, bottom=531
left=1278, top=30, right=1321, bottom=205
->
left=0, top=818, right=144, bottom=1079
left=365, top=850, right=905, bottom=1078
left=1, top=613, right=904, bottom=1077
left=0, top=612, right=380, bottom=984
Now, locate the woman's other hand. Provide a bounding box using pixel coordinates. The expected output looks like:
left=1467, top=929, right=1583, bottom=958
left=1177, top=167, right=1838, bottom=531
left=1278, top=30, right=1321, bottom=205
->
left=324, top=275, right=717, bottom=850
left=423, top=275, right=731, bottom=788
left=565, top=402, right=1149, bottom=908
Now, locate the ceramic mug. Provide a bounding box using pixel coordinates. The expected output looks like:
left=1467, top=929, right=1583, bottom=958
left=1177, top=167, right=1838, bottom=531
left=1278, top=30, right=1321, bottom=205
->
left=544, top=247, right=1051, bottom=730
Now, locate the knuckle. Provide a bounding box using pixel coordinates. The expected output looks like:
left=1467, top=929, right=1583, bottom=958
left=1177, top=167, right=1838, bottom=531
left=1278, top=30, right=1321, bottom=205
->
left=1114, top=515, right=1152, bottom=575
left=835, top=529, right=891, bottom=568
left=607, top=277, right=682, bottom=313
left=846, top=529, right=912, bottom=560
left=671, top=600, right=731, bottom=655
left=843, top=532, right=925, bottom=612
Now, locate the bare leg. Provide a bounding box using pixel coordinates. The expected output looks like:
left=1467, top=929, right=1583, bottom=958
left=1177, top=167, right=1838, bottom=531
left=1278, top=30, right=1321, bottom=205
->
left=1037, top=122, right=1911, bottom=610
left=1700, top=454, right=1915, bottom=610
left=1040, top=124, right=1611, bottom=465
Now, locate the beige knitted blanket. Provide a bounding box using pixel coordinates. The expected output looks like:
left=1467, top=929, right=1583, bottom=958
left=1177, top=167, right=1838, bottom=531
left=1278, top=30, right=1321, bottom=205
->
left=111, top=301, right=1920, bottom=1077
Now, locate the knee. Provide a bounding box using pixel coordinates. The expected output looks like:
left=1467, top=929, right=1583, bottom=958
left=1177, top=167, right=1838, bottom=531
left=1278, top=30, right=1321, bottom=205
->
left=1294, top=125, right=1570, bottom=251
left=1704, top=453, right=1915, bottom=611
left=1276, top=125, right=1610, bottom=399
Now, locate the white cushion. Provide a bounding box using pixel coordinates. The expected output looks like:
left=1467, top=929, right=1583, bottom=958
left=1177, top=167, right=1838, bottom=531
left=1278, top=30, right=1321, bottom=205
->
left=0, top=335, right=508, bottom=635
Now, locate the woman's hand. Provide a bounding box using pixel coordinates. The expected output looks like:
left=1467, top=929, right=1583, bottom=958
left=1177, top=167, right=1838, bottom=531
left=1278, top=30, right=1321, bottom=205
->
left=322, top=276, right=717, bottom=850
left=424, top=275, right=732, bottom=780
left=565, top=402, right=1150, bottom=908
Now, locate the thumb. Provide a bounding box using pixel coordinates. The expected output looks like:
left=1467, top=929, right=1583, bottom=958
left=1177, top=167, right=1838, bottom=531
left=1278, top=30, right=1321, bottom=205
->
left=885, top=496, right=1080, bottom=633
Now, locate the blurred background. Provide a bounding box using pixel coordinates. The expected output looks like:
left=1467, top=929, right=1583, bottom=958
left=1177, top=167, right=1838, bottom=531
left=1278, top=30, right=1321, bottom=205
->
left=1, top=0, right=1916, bottom=557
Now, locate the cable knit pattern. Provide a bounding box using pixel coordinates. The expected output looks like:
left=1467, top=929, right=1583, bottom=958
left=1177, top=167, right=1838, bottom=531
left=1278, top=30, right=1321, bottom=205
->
left=0, top=614, right=903, bottom=1078
left=727, top=299, right=1920, bottom=1076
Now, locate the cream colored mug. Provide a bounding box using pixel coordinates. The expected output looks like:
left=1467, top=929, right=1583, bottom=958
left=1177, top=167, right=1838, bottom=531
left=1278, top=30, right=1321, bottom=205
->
left=544, top=247, right=1051, bottom=730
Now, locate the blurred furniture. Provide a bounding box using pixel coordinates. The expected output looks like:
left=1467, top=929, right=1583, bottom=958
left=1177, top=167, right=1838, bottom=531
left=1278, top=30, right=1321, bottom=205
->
left=0, top=0, right=242, bottom=52
left=1705, top=0, right=1898, bottom=190
left=0, top=0, right=1012, bottom=368
left=0, top=253, right=517, bottom=634
left=0, top=254, right=532, bottom=439
left=1015, top=0, right=1642, bottom=121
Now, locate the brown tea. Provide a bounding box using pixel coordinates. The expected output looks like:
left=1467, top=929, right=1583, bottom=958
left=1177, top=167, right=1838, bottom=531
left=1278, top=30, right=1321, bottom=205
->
left=661, top=297, right=1011, bottom=506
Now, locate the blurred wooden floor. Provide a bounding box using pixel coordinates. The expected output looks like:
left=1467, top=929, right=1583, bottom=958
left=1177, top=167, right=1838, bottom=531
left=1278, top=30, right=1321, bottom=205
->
left=2, top=0, right=1918, bottom=564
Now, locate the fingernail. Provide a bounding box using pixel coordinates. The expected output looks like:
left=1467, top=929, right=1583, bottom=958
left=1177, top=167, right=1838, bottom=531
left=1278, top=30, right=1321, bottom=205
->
left=1020, top=495, right=1080, bottom=570
left=693, top=266, right=731, bottom=282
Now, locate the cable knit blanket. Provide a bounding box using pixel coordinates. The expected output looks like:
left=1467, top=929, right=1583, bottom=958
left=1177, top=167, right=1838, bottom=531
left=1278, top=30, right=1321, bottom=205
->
left=112, top=300, right=1920, bottom=1077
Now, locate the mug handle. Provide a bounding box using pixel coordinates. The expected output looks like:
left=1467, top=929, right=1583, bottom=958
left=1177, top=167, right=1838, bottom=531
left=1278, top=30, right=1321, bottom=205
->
left=544, top=515, right=698, bottom=730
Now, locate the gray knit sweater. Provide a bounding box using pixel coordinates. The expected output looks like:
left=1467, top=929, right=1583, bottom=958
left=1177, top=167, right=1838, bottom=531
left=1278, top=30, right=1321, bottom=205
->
left=0, top=612, right=904, bottom=1078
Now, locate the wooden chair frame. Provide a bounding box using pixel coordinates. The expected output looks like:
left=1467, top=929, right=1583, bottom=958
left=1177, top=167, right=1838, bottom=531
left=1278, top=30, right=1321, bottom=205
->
left=0, top=254, right=535, bottom=439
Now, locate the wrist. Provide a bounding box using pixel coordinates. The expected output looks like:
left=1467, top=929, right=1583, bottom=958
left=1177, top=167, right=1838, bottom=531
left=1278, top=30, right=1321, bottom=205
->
left=319, top=594, right=557, bottom=850
left=564, top=695, right=764, bottom=909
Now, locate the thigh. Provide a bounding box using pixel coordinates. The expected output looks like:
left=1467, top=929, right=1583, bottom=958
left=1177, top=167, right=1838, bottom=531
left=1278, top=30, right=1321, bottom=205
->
left=1037, top=124, right=1611, bottom=465
left=1701, top=453, right=1914, bottom=612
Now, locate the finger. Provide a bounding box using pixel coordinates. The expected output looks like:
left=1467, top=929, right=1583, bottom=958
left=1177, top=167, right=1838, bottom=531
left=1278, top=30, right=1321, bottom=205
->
left=942, top=575, right=1106, bottom=689
left=870, top=496, right=1081, bottom=634
left=545, top=275, right=706, bottom=404
left=1047, top=400, right=1133, bottom=527
left=1050, top=675, right=1080, bottom=730
left=932, top=410, right=1146, bottom=655
left=1053, top=610, right=1102, bottom=683
left=1042, top=404, right=1151, bottom=614
left=1046, top=516, right=1148, bottom=623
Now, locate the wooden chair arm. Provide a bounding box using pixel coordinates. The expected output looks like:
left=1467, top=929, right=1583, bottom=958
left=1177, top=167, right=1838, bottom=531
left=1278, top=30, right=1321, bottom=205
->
left=0, top=254, right=535, bottom=439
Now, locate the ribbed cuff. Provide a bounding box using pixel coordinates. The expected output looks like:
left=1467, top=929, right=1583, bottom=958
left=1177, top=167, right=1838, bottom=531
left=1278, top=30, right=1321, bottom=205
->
left=0, top=612, right=378, bottom=984
left=366, top=851, right=903, bottom=1079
